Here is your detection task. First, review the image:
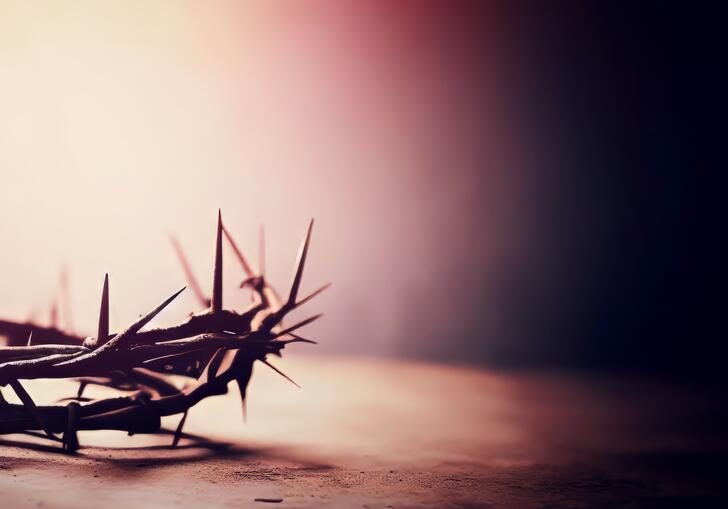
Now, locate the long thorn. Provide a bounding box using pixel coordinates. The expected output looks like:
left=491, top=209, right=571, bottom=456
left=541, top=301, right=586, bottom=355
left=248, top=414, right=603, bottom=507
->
left=261, top=359, right=300, bottom=388
left=287, top=219, right=314, bottom=306
left=124, top=286, right=187, bottom=338
left=211, top=209, right=223, bottom=313
left=170, top=235, right=209, bottom=309
left=9, top=380, right=57, bottom=440
left=49, top=299, right=58, bottom=329
left=26, top=331, right=33, bottom=347
left=275, top=314, right=323, bottom=337
left=172, top=410, right=188, bottom=447
left=55, top=286, right=186, bottom=367
left=98, top=274, right=109, bottom=342
left=222, top=225, right=254, bottom=277
left=294, top=283, right=331, bottom=309
left=77, top=381, right=87, bottom=399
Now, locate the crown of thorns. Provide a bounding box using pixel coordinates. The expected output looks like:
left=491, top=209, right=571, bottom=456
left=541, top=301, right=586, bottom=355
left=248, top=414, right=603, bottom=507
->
left=0, top=212, right=327, bottom=452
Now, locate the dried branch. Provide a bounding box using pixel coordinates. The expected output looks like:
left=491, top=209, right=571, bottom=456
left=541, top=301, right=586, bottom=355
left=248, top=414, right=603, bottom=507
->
left=0, top=212, right=324, bottom=452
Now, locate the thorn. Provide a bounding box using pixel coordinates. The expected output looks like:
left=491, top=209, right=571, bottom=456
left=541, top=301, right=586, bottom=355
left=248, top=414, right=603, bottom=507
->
left=57, top=286, right=186, bottom=365
left=287, top=219, right=314, bottom=306
left=125, top=286, right=186, bottom=337
left=234, top=361, right=253, bottom=423
left=77, top=381, right=88, bottom=399
left=211, top=209, right=223, bottom=313
left=98, top=274, right=110, bottom=342
left=172, top=410, right=188, bottom=447
left=276, top=336, right=318, bottom=345
left=63, top=401, right=80, bottom=453
left=9, top=380, right=57, bottom=440
left=222, top=224, right=254, bottom=277
left=49, top=299, right=59, bottom=329
left=275, top=314, right=323, bottom=338
left=170, top=235, right=210, bottom=309
left=294, top=283, right=332, bottom=309
left=261, top=359, right=300, bottom=388
left=26, top=331, right=33, bottom=347
left=198, top=349, right=226, bottom=383
left=236, top=377, right=248, bottom=423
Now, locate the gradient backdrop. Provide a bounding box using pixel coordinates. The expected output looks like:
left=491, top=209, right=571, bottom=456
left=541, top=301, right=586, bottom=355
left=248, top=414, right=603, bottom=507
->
left=0, top=2, right=719, bottom=375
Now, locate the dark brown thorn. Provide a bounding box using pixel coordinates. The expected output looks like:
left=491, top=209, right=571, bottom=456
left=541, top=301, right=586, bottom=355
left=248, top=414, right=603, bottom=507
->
left=211, top=209, right=224, bottom=313
left=287, top=219, right=314, bottom=306
left=98, top=273, right=110, bottom=342
left=260, top=359, right=300, bottom=388
left=222, top=224, right=254, bottom=277
left=198, top=349, right=227, bottom=383
left=55, top=287, right=185, bottom=367
left=275, top=337, right=318, bottom=345
left=170, top=235, right=210, bottom=308
left=285, top=332, right=317, bottom=343
left=235, top=377, right=248, bottom=423
left=172, top=410, right=188, bottom=447
left=124, top=286, right=186, bottom=338
left=77, top=381, right=87, bottom=399
left=9, top=380, right=57, bottom=440
left=63, top=401, right=80, bottom=452
left=275, top=314, right=323, bottom=337
left=141, top=350, right=202, bottom=369
left=294, top=282, right=332, bottom=309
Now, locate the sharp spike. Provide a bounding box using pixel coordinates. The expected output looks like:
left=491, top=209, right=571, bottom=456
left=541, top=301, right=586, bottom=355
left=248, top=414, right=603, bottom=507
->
left=101, top=287, right=186, bottom=350
left=236, top=377, right=249, bottom=423
left=234, top=359, right=254, bottom=423
left=261, top=359, right=300, bottom=388
left=26, top=331, right=33, bottom=347
left=128, top=287, right=186, bottom=337
left=172, top=410, right=188, bottom=447
left=275, top=337, right=318, bottom=345
left=54, top=287, right=185, bottom=367
left=97, top=274, right=110, bottom=342
left=222, top=224, right=254, bottom=277
left=77, top=381, right=88, bottom=399
left=275, top=314, right=323, bottom=337
left=170, top=235, right=210, bottom=309
left=294, top=283, right=332, bottom=309
left=9, top=380, right=57, bottom=440
left=211, top=210, right=223, bottom=313
left=49, top=299, right=58, bottom=329
left=287, top=219, right=314, bottom=306
left=63, top=401, right=80, bottom=452
left=198, top=348, right=226, bottom=383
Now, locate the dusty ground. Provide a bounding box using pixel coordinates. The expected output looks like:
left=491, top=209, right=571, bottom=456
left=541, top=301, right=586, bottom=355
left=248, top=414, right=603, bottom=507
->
left=1, top=355, right=726, bottom=508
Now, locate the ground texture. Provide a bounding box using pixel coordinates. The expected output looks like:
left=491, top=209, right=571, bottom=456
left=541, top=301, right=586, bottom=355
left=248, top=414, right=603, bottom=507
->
left=1, top=356, right=726, bottom=508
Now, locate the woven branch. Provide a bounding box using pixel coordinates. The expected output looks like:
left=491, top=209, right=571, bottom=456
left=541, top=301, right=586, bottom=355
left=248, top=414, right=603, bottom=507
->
left=0, top=212, right=326, bottom=452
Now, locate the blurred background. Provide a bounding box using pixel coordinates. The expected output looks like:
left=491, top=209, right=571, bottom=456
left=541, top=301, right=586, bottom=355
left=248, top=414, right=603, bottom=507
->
left=0, top=1, right=721, bottom=377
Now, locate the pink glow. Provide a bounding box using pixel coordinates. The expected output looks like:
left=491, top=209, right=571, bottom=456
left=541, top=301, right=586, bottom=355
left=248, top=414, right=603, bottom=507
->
left=0, top=2, right=528, bottom=360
